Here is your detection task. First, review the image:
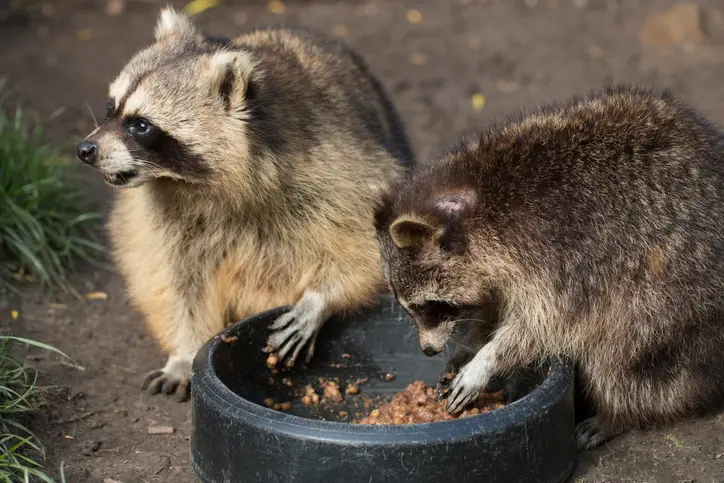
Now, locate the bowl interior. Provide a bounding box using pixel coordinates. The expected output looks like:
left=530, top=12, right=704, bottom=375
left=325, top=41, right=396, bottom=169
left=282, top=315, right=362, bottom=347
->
left=210, top=295, right=546, bottom=423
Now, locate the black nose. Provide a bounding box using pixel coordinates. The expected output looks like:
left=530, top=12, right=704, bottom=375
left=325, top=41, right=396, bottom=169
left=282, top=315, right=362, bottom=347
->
left=422, top=347, right=440, bottom=357
left=77, top=141, right=98, bottom=165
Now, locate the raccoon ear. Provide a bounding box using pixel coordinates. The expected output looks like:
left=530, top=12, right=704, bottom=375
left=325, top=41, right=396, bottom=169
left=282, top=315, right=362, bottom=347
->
left=154, top=7, right=197, bottom=42
left=389, top=215, right=441, bottom=250
left=208, top=51, right=256, bottom=114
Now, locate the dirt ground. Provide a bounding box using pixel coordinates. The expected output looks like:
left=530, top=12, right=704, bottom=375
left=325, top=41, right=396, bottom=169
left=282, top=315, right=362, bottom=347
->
left=2, top=0, right=724, bottom=481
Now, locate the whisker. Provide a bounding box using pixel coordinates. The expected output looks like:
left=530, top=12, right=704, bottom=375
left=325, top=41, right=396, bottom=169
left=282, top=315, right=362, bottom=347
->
left=84, top=101, right=98, bottom=129
left=448, top=338, right=473, bottom=352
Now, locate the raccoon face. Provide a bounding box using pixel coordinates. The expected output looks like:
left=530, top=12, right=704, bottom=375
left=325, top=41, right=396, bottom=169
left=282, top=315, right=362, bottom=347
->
left=76, top=7, right=257, bottom=188
left=374, top=185, right=485, bottom=356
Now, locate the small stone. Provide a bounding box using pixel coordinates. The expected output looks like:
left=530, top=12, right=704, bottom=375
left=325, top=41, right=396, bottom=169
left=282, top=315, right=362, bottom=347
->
left=468, top=37, right=482, bottom=51
left=233, top=11, right=248, bottom=25
left=408, top=52, right=428, bottom=66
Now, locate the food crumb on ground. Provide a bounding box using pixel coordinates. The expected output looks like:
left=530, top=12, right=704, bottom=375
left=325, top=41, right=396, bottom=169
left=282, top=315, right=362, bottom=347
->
left=384, top=372, right=396, bottom=381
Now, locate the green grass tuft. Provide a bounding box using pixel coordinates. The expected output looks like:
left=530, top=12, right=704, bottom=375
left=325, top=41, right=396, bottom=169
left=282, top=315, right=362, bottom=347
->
left=0, top=336, right=67, bottom=482
left=0, top=78, right=106, bottom=294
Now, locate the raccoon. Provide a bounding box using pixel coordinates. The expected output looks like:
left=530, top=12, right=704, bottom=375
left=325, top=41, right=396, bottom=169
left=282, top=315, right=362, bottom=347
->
left=373, top=85, right=724, bottom=450
left=76, top=7, right=414, bottom=401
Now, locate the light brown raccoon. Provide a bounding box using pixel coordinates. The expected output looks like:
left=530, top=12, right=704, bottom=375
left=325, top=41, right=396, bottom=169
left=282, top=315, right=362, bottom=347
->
left=76, top=7, right=415, bottom=401
left=374, top=85, right=724, bottom=450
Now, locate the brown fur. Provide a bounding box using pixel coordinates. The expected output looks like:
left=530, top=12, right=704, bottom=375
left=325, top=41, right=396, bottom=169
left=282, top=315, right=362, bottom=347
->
left=374, top=85, right=724, bottom=449
left=79, top=7, right=414, bottom=400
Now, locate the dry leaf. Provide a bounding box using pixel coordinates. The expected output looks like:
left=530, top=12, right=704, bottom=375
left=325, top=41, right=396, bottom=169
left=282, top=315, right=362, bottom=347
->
left=147, top=426, right=175, bottom=435
left=406, top=8, right=423, bottom=24
left=471, top=93, right=486, bottom=111
left=268, top=0, right=286, bottom=14
left=84, top=291, right=108, bottom=301
left=76, top=29, right=92, bottom=41
left=182, top=0, right=218, bottom=17
left=10, top=310, right=19, bottom=320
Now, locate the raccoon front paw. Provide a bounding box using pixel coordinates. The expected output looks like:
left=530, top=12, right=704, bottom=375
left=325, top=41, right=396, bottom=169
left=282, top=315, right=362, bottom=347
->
left=436, top=352, right=470, bottom=397
left=443, top=362, right=490, bottom=414
left=575, top=416, right=615, bottom=450
left=266, top=292, right=329, bottom=367
left=141, top=356, right=192, bottom=402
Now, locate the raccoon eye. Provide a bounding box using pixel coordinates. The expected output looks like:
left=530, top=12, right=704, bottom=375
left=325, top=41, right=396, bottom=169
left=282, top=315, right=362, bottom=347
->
left=128, top=118, right=152, bottom=136
left=412, top=300, right=458, bottom=323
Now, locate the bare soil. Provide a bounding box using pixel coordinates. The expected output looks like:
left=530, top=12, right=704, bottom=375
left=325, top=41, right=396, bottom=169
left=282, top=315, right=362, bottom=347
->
left=2, top=0, right=724, bottom=481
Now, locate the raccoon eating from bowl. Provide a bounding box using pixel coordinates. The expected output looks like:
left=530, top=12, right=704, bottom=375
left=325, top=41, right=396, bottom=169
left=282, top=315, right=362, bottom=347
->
left=374, top=85, right=724, bottom=450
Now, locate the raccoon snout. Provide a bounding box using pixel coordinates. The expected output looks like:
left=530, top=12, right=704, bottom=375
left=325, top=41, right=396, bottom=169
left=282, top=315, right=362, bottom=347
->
left=422, top=346, right=441, bottom=357
left=77, top=141, right=98, bottom=165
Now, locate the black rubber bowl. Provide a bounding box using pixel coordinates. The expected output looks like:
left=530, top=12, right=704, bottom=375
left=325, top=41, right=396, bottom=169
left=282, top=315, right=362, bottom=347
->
left=190, top=295, right=576, bottom=483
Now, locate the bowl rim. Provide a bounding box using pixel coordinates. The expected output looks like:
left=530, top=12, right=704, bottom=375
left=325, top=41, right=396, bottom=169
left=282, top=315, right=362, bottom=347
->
left=193, top=306, right=574, bottom=444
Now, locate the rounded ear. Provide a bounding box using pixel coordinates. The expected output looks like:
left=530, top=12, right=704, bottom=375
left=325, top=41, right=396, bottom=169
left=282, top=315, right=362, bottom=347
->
left=154, top=7, right=198, bottom=42
left=389, top=216, right=441, bottom=249
left=207, top=51, right=257, bottom=116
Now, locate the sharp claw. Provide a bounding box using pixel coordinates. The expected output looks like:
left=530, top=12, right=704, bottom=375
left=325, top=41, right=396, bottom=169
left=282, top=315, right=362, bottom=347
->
left=287, top=340, right=305, bottom=367
left=271, top=313, right=295, bottom=330
left=162, top=378, right=179, bottom=395
left=176, top=380, right=191, bottom=402
left=278, top=333, right=301, bottom=360
left=147, top=376, right=165, bottom=395
left=141, top=370, right=163, bottom=390
left=304, top=331, right=319, bottom=364
left=268, top=328, right=295, bottom=352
